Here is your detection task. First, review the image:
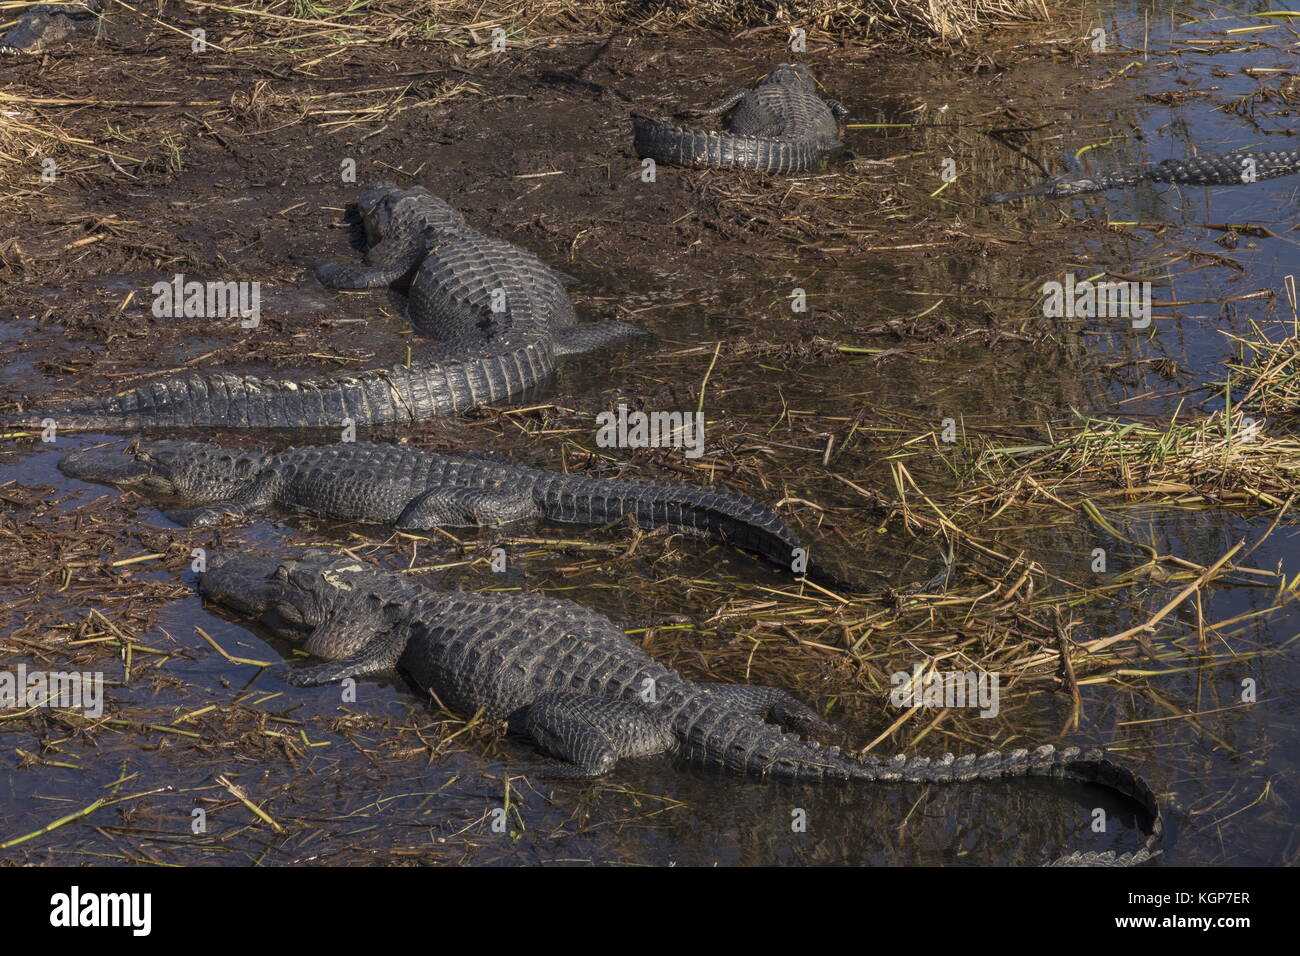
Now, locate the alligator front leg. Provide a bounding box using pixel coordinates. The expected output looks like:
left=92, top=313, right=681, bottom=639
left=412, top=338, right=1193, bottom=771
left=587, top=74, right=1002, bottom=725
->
left=163, top=471, right=280, bottom=527
left=285, top=611, right=406, bottom=687
left=522, top=691, right=675, bottom=776
left=681, top=88, right=748, bottom=117
left=312, top=234, right=429, bottom=290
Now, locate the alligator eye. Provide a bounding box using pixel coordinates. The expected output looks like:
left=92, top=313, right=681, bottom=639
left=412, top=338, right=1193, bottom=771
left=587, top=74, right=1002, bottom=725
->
left=274, top=565, right=291, bottom=581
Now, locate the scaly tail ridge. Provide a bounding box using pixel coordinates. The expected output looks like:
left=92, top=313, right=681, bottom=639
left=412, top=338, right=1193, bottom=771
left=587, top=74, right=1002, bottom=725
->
left=632, top=115, right=826, bottom=174
left=713, top=710, right=1163, bottom=866
left=13, top=337, right=556, bottom=430
left=538, top=474, right=804, bottom=572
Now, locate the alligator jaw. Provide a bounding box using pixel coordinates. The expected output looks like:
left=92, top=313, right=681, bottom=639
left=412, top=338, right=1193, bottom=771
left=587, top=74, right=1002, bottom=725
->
left=197, top=553, right=287, bottom=620
left=985, top=173, right=1095, bottom=204
left=57, top=449, right=156, bottom=485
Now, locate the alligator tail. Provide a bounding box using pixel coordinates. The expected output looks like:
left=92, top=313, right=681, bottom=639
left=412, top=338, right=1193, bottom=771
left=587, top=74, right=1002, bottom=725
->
left=536, top=474, right=812, bottom=575
left=1146, top=149, right=1300, bottom=186
left=714, top=713, right=1163, bottom=865
left=551, top=321, right=648, bottom=356
left=632, top=115, right=830, bottom=174
left=11, top=336, right=557, bottom=430
left=983, top=148, right=1300, bottom=203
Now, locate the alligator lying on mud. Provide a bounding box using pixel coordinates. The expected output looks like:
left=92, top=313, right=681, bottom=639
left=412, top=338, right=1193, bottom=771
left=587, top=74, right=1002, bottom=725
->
left=58, top=439, right=836, bottom=581
left=8, top=184, right=642, bottom=430
left=0, top=0, right=105, bottom=54
left=199, top=550, right=1164, bottom=866
left=986, top=147, right=1300, bottom=203
left=632, top=63, right=847, bottom=174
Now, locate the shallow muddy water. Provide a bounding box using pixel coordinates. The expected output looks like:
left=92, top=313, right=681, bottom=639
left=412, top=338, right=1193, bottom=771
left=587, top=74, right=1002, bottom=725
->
left=0, top=1, right=1297, bottom=865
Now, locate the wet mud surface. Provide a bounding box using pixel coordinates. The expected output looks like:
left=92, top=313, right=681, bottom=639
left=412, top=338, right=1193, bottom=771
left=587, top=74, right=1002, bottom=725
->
left=1, top=1, right=1297, bottom=865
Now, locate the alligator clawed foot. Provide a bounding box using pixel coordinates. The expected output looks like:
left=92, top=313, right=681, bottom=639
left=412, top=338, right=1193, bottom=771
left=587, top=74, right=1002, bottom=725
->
left=276, top=665, right=330, bottom=686
left=272, top=666, right=304, bottom=686
left=310, top=259, right=345, bottom=286
left=163, top=507, right=226, bottom=528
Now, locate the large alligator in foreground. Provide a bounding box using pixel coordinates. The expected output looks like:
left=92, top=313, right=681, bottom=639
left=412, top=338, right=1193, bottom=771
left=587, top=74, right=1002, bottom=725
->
left=199, top=550, right=1164, bottom=865
left=58, top=439, right=836, bottom=582
left=8, top=184, right=642, bottom=430
left=986, top=147, right=1300, bottom=203
left=632, top=63, right=847, bottom=174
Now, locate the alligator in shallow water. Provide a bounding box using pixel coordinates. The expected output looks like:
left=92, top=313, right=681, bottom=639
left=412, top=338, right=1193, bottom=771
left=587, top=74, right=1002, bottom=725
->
left=9, top=184, right=642, bottom=430
left=58, top=439, right=833, bottom=581
left=986, top=147, right=1300, bottom=203
left=632, top=63, right=847, bottom=174
left=198, top=550, right=1164, bottom=866
left=1, top=0, right=103, bottom=54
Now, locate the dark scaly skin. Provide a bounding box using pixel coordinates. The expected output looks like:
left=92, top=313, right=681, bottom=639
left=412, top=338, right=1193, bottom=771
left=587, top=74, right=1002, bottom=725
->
left=198, top=551, right=1164, bottom=866
left=632, top=63, right=847, bottom=174
left=58, top=439, right=835, bottom=583
left=987, top=147, right=1300, bottom=203
left=9, top=184, right=642, bottom=430
left=0, top=0, right=101, bottom=54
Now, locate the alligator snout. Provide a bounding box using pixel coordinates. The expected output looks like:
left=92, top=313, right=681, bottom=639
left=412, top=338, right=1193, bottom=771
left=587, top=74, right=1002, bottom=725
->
left=197, top=553, right=285, bottom=618
left=57, top=449, right=151, bottom=483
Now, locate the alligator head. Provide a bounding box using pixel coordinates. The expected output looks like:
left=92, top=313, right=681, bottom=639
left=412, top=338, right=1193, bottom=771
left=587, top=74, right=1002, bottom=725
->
left=985, top=172, right=1106, bottom=204
left=356, top=180, right=401, bottom=245
left=198, top=553, right=292, bottom=622
left=1, top=6, right=84, bottom=55
left=199, top=550, right=394, bottom=658
left=58, top=440, right=267, bottom=502
left=764, top=62, right=816, bottom=87
left=0, top=1, right=109, bottom=54
left=352, top=180, right=467, bottom=250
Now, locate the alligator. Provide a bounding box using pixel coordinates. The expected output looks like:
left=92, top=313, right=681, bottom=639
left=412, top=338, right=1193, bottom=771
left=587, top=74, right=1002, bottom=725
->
left=1, top=0, right=103, bottom=54
left=58, top=439, right=832, bottom=581
left=632, top=63, right=848, bottom=174
left=986, top=147, right=1300, bottom=203
left=8, top=184, right=642, bottom=431
left=198, top=550, right=1164, bottom=866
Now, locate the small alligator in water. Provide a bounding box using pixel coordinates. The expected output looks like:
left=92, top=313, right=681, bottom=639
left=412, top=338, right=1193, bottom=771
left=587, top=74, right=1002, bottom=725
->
left=987, top=147, right=1300, bottom=203
left=8, top=184, right=642, bottom=430
left=58, top=439, right=835, bottom=581
left=1, top=0, right=103, bottom=54
left=198, top=550, right=1164, bottom=865
left=632, top=63, right=847, bottom=174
